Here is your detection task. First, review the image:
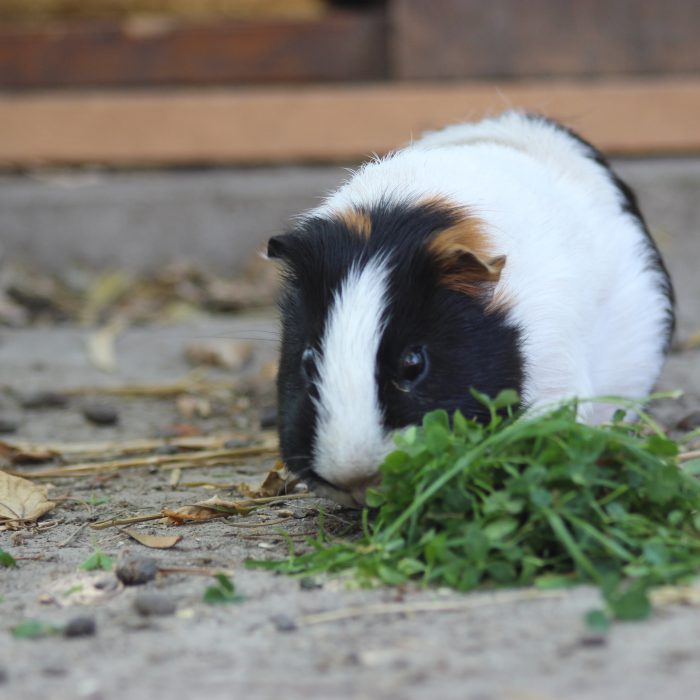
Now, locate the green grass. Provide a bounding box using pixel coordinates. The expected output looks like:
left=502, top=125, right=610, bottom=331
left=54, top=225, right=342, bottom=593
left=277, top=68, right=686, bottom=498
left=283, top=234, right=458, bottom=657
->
left=203, top=573, right=245, bottom=605
left=248, top=390, right=700, bottom=623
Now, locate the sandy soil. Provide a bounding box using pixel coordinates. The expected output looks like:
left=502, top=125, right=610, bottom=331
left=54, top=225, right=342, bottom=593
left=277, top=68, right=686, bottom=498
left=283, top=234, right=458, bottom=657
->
left=2, top=160, right=700, bottom=700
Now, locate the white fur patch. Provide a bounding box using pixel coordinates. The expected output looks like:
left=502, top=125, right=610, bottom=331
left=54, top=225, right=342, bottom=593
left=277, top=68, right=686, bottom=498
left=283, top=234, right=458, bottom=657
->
left=313, top=256, right=394, bottom=489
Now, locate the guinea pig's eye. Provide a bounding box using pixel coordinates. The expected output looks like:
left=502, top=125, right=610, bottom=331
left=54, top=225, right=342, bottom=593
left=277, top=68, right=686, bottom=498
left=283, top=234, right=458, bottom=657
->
left=301, top=346, right=318, bottom=381
left=396, top=346, right=428, bottom=389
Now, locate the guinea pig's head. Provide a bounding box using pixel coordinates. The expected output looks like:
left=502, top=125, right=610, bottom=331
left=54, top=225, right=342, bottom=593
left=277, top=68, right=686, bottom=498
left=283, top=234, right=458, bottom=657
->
left=268, top=199, right=523, bottom=507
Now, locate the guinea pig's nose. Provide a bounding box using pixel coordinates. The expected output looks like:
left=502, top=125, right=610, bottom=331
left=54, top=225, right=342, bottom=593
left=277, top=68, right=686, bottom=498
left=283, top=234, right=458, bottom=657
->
left=347, top=475, right=382, bottom=507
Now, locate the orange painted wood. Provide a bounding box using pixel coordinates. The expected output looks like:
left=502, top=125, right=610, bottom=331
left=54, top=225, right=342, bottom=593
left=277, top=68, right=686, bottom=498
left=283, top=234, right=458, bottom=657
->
left=1, top=78, right=699, bottom=167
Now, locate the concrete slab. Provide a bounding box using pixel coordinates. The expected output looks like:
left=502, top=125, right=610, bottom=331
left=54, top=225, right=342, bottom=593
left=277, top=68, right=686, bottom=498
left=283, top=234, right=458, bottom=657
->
left=0, top=166, right=348, bottom=274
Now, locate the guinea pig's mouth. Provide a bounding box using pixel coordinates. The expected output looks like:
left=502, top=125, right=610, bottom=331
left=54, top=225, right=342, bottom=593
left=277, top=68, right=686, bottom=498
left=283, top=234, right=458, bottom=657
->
left=306, top=471, right=379, bottom=509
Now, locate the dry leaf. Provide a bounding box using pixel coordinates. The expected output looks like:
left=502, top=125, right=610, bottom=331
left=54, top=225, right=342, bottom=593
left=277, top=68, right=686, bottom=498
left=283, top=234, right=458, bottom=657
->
left=82, top=271, right=132, bottom=325
left=162, top=495, right=254, bottom=525
left=184, top=340, right=254, bottom=371
left=169, top=468, right=182, bottom=488
left=237, top=462, right=299, bottom=499
left=650, top=586, right=700, bottom=607
left=682, top=329, right=700, bottom=351
left=0, top=440, right=58, bottom=464
left=86, top=318, right=126, bottom=373
left=257, top=360, right=279, bottom=383
left=0, top=470, right=55, bottom=523
left=122, top=528, right=183, bottom=549
left=176, top=395, right=211, bottom=419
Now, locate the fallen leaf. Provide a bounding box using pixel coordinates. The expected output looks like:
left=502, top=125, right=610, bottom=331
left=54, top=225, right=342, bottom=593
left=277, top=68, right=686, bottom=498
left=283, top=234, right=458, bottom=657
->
left=0, top=440, right=59, bottom=464
left=158, top=423, right=203, bottom=438
left=237, top=462, right=299, bottom=498
left=82, top=270, right=132, bottom=325
left=650, top=585, right=700, bottom=607
left=176, top=395, right=211, bottom=419
left=86, top=318, right=126, bottom=373
left=0, top=470, right=55, bottom=523
left=162, top=496, right=254, bottom=525
left=162, top=506, right=222, bottom=525
left=123, top=529, right=183, bottom=549
left=169, top=467, right=182, bottom=488
left=184, top=340, right=255, bottom=371
left=682, top=329, right=700, bottom=350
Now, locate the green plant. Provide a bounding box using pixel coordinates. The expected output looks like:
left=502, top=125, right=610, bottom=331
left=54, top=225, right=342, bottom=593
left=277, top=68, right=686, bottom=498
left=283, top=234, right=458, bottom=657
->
left=0, top=547, right=17, bottom=568
left=80, top=546, right=114, bottom=572
left=11, top=619, right=61, bottom=639
left=249, top=391, right=700, bottom=622
left=203, top=574, right=244, bottom=605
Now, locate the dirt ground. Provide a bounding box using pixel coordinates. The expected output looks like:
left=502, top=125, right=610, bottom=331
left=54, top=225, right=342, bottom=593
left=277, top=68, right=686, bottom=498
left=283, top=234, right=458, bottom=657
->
left=2, top=160, right=700, bottom=700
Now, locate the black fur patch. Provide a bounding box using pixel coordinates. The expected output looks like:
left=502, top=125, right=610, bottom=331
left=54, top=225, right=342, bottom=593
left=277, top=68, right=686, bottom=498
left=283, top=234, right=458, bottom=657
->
left=270, top=201, right=524, bottom=481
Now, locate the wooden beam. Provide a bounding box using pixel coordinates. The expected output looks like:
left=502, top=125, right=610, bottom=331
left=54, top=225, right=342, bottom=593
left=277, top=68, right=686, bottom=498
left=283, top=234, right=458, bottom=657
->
left=391, top=0, right=700, bottom=80
left=0, top=11, right=386, bottom=88
left=1, top=78, right=700, bottom=167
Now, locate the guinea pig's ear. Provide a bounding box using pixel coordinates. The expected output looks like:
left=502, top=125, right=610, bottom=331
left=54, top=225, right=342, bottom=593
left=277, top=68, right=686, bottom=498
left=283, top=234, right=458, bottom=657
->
left=435, top=245, right=506, bottom=298
left=266, top=235, right=291, bottom=261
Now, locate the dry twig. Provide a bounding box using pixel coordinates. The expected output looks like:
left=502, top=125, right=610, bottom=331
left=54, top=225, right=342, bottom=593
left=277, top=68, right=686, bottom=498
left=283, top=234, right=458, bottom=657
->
left=299, top=589, right=566, bottom=627
left=12, top=443, right=277, bottom=479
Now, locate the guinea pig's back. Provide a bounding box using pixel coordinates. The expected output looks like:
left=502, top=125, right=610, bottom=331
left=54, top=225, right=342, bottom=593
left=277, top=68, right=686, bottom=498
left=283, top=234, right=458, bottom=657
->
left=315, top=111, right=673, bottom=421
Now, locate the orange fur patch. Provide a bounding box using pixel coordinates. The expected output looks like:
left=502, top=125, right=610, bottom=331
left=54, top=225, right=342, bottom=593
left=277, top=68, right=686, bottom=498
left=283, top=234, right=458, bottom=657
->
left=426, top=204, right=509, bottom=308
left=337, top=208, right=372, bottom=238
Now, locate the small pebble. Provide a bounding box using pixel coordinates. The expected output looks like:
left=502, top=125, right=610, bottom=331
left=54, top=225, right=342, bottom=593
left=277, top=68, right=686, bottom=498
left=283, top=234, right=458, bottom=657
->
left=153, top=444, right=180, bottom=455
left=133, top=592, right=176, bottom=617
left=270, top=613, right=297, bottom=632
left=115, top=555, right=158, bottom=586
left=579, top=633, right=607, bottom=647
left=82, top=402, right=119, bottom=426
left=41, top=666, right=66, bottom=677
left=63, top=616, right=96, bottom=638
left=677, top=411, right=700, bottom=432
left=93, top=576, right=119, bottom=591
left=259, top=406, right=277, bottom=429
left=0, top=417, right=18, bottom=434
left=0, top=667, right=7, bottom=684
left=299, top=577, right=323, bottom=591
left=223, top=438, right=250, bottom=449
left=20, top=391, right=68, bottom=409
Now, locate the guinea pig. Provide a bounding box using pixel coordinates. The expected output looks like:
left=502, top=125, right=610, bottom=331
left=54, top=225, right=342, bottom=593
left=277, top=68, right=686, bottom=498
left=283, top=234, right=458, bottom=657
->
left=267, top=110, right=674, bottom=507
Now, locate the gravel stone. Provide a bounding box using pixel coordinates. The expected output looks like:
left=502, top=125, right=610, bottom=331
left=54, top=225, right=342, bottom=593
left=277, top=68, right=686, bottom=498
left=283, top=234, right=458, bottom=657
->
left=115, top=555, right=158, bottom=586
left=82, top=402, right=119, bottom=426
left=63, top=616, right=97, bottom=638
left=676, top=410, right=700, bottom=431
left=299, top=577, right=323, bottom=591
left=0, top=417, right=18, bottom=434
left=20, top=390, right=68, bottom=409
left=270, top=614, right=297, bottom=632
left=133, top=592, right=177, bottom=617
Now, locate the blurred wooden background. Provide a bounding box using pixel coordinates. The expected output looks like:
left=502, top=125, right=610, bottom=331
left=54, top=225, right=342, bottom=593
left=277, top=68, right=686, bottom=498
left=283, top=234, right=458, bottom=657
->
left=1, top=0, right=699, bottom=166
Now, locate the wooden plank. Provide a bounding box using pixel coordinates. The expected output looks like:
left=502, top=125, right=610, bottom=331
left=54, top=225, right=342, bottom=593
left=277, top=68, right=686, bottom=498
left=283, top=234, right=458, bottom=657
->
left=391, top=0, right=700, bottom=80
left=1, top=78, right=700, bottom=167
left=0, top=11, right=386, bottom=88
